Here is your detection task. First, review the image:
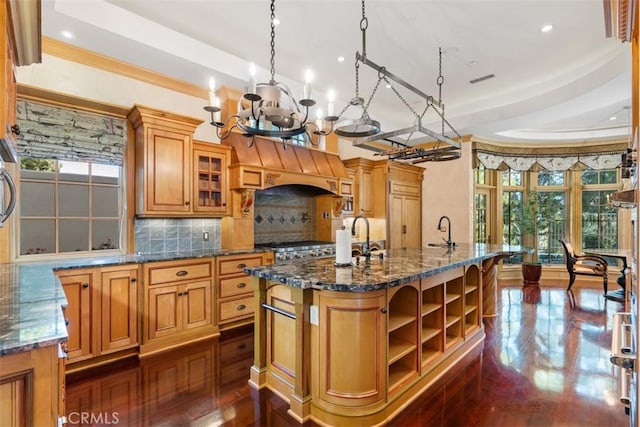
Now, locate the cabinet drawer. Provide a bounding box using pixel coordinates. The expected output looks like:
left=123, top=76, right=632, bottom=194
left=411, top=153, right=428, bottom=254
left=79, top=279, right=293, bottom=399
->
left=220, top=276, right=252, bottom=298
left=218, top=255, right=263, bottom=276
left=148, top=261, right=212, bottom=285
left=219, top=334, right=253, bottom=363
left=219, top=296, right=254, bottom=322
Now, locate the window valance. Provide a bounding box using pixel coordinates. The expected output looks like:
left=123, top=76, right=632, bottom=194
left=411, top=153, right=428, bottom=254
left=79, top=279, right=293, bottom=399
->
left=473, top=141, right=627, bottom=171
left=16, top=100, right=127, bottom=166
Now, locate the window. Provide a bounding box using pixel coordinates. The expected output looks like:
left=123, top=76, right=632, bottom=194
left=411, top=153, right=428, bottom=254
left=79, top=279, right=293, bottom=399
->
left=19, top=158, right=122, bottom=256
left=488, top=167, right=619, bottom=265
left=581, top=169, right=618, bottom=250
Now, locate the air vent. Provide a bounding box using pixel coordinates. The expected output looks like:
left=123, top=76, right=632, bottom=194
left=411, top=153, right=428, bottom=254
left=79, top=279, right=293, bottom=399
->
left=470, top=74, right=495, bottom=84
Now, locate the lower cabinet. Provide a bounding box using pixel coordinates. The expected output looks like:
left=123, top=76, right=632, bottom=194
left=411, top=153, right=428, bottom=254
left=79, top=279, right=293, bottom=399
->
left=141, top=259, right=217, bottom=356
left=57, top=265, right=140, bottom=369
left=216, top=253, right=266, bottom=330
left=0, top=344, right=66, bottom=426
left=314, top=289, right=387, bottom=408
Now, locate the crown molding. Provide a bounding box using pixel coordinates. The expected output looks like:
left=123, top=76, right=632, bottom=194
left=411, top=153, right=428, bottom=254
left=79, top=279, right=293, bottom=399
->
left=42, top=37, right=208, bottom=100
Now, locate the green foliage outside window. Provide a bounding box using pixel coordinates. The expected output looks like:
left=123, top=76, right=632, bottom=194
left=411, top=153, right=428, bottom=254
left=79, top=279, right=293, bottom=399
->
left=20, top=158, right=56, bottom=172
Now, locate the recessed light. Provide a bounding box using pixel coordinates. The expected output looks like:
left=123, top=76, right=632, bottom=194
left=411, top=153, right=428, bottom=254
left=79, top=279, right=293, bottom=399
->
left=61, top=30, right=74, bottom=39
left=385, top=83, right=391, bottom=89
left=272, top=17, right=280, bottom=26
left=541, top=24, right=553, bottom=33
left=337, top=56, right=345, bottom=62
left=609, top=116, right=617, bottom=121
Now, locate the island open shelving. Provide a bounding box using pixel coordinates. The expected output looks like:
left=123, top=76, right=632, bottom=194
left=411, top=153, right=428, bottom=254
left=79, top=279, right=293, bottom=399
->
left=245, top=244, right=524, bottom=426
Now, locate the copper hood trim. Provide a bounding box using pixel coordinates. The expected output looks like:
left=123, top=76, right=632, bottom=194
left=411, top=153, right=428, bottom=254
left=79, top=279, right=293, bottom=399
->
left=224, top=133, right=351, bottom=195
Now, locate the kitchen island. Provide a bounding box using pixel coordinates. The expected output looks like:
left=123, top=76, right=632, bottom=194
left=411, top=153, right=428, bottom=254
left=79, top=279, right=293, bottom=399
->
left=245, top=244, right=524, bottom=426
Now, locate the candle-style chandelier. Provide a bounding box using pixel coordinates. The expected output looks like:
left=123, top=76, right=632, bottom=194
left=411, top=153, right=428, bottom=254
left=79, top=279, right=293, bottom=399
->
left=204, top=0, right=462, bottom=163
left=204, top=0, right=317, bottom=147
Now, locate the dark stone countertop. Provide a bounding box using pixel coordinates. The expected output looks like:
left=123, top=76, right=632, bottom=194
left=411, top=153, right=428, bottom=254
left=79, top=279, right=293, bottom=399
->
left=0, top=247, right=269, bottom=356
left=244, top=243, right=527, bottom=291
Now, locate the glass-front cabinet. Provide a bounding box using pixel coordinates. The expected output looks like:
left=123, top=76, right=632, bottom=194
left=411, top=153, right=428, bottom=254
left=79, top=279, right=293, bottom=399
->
left=193, top=142, right=230, bottom=215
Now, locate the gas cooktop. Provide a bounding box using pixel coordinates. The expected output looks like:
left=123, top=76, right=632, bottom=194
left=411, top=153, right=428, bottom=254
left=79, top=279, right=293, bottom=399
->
left=258, top=240, right=334, bottom=249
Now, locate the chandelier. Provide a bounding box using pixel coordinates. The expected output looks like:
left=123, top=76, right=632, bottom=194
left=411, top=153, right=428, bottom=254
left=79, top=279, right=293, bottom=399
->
left=204, top=0, right=316, bottom=146
left=316, top=0, right=462, bottom=163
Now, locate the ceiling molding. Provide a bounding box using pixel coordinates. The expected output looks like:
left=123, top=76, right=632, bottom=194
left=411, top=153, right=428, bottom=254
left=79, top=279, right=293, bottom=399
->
left=603, top=0, right=636, bottom=42
left=42, top=37, right=208, bottom=100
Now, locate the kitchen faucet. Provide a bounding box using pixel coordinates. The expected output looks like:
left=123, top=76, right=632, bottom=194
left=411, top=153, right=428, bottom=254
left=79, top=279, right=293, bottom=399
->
left=437, top=216, right=455, bottom=248
left=351, top=214, right=371, bottom=263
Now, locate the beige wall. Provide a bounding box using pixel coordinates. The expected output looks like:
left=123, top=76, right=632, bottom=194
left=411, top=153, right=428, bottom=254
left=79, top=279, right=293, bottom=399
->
left=422, top=143, right=474, bottom=245
left=16, top=54, right=218, bottom=142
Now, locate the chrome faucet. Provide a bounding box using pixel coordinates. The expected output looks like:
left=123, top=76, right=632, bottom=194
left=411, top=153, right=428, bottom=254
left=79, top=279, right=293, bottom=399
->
left=351, top=214, right=371, bottom=263
left=437, top=215, right=455, bottom=248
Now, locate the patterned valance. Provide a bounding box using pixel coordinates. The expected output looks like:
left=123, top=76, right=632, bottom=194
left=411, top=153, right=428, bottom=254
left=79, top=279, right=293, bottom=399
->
left=473, top=141, right=627, bottom=171
left=16, top=100, right=127, bottom=166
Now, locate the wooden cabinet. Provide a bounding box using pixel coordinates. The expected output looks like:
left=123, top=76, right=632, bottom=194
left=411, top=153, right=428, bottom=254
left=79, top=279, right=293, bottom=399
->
left=0, top=344, right=65, bottom=427
left=314, top=289, right=387, bottom=408
left=344, top=158, right=423, bottom=248
left=128, top=105, right=203, bottom=216
left=387, top=164, right=423, bottom=249
left=1, top=0, right=40, bottom=161
left=193, top=141, right=230, bottom=215
left=57, top=265, right=141, bottom=369
left=141, top=259, right=217, bottom=356
left=343, top=158, right=386, bottom=217
left=58, top=269, right=96, bottom=361
left=215, top=253, right=265, bottom=329
left=100, top=265, right=140, bottom=355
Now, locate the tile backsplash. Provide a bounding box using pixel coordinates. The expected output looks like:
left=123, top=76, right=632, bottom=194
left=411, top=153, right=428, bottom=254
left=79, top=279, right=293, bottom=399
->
left=134, top=218, right=220, bottom=254
left=254, top=189, right=316, bottom=244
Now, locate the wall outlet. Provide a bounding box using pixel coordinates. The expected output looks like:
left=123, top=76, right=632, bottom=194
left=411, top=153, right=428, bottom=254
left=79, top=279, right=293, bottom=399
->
left=310, top=305, right=319, bottom=325
left=203, top=231, right=209, bottom=241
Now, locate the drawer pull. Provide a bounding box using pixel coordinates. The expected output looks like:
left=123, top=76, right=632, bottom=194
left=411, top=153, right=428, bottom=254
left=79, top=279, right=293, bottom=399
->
left=237, top=282, right=247, bottom=288
left=82, top=283, right=89, bottom=289
left=65, top=318, right=70, bottom=326
left=176, top=270, right=188, bottom=277
left=237, top=263, right=247, bottom=269
left=131, top=278, right=137, bottom=283
left=237, top=304, right=246, bottom=310
left=238, top=344, right=246, bottom=350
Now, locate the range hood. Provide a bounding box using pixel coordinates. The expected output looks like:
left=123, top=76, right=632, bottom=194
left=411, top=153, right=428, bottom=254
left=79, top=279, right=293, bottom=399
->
left=223, top=133, right=352, bottom=196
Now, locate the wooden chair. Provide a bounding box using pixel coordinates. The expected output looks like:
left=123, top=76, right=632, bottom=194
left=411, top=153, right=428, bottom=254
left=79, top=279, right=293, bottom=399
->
left=559, top=238, right=608, bottom=294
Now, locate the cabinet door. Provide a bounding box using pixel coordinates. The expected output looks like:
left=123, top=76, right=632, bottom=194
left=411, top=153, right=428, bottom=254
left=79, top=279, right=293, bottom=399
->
left=100, top=266, right=139, bottom=354
left=388, top=193, right=404, bottom=249
left=182, top=280, right=213, bottom=331
left=145, top=128, right=191, bottom=213
left=316, top=291, right=386, bottom=407
left=193, top=148, right=229, bottom=215
left=60, top=272, right=95, bottom=360
left=388, top=194, right=421, bottom=249
left=403, top=195, right=421, bottom=249
left=147, top=285, right=180, bottom=340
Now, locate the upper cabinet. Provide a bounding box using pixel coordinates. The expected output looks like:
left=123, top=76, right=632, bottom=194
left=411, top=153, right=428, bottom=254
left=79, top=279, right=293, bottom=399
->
left=193, top=141, right=230, bottom=215
left=128, top=106, right=231, bottom=217
left=1, top=0, right=41, bottom=162
left=344, top=158, right=423, bottom=249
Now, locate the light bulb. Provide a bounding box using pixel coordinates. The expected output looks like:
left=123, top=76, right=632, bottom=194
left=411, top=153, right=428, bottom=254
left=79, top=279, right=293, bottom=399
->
left=248, top=63, right=257, bottom=93
left=303, top=69, right=313, bottom=99
left=327, top=89, right=336, bottom=116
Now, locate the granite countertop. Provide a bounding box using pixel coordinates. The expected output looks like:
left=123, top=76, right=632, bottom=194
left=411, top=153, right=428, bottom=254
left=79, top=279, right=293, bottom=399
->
left=244, top=243, right=527, bottom=291
left=0, top=247, right=269, bottom=356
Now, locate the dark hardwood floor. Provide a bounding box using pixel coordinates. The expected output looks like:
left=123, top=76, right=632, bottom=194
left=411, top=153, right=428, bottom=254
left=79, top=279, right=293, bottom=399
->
left=66, top=285, right=629, bottom=426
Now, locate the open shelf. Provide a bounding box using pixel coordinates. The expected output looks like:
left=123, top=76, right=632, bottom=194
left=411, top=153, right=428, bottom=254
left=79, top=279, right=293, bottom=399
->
left=389, top=314, right=416, bottom=332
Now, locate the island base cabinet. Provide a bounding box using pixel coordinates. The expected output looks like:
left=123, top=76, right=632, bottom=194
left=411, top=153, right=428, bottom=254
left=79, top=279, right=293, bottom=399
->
left=0, top=344, right=65, bottom=427
left=312, top=290, right=387, bottom=410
